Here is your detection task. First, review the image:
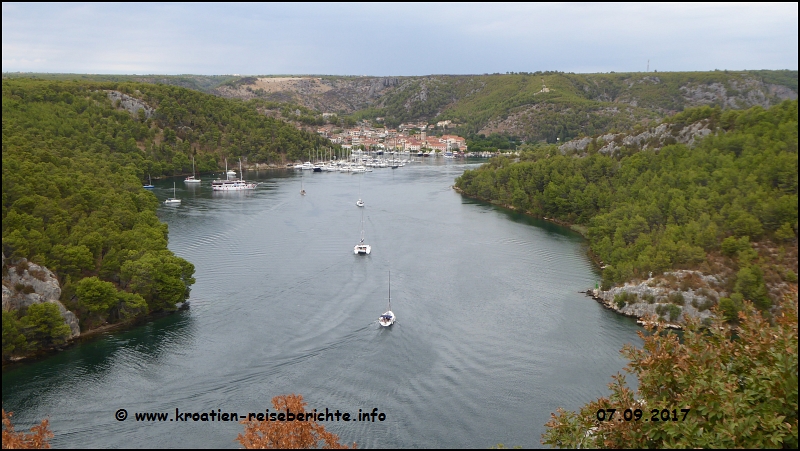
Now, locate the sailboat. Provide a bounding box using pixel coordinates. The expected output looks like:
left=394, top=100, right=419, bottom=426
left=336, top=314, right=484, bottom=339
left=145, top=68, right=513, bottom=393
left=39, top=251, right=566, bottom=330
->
left=356, top=175, right=364, bottom=207
left=164, top=182, right=181, bottom=205
left=354, top=209, right=371, bottom=255
left=378, top=271, right=395, bottom=327
left=185, top=156, right=201, bottom=183
left=226, top=157, right=237, bottom=178
left=143, top=173, right=154, bottom=189
left=300, top=176, right=306, bottom=195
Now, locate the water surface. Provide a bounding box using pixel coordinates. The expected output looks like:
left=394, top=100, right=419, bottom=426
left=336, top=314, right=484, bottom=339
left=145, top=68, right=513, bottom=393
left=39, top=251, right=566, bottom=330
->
left=3, top=159, right=641, bottom=448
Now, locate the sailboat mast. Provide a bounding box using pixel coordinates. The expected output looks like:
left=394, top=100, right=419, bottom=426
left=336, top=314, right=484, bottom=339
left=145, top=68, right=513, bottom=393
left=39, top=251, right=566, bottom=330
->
left=388, top=271, right=391, bottom=310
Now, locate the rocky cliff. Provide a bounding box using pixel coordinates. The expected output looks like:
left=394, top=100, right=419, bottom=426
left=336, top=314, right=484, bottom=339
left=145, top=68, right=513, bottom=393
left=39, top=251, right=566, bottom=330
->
left=2, top=254, right=80, bottom=339
left=558, top=118, right=715, bottom=155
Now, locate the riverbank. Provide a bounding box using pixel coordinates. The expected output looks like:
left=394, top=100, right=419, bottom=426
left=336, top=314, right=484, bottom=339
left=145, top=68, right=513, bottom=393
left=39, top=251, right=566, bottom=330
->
left=452, top=186, right=607, bottom=265
left=585, top=288, right=683, bottom=330
left=452, top=186, right=720, bottom=329
left=2, top=304, right=189, bottom=370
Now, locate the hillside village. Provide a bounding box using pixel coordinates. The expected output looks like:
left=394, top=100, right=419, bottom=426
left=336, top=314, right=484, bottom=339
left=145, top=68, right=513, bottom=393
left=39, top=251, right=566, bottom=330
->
left=315, top=120, right=470, bottom=155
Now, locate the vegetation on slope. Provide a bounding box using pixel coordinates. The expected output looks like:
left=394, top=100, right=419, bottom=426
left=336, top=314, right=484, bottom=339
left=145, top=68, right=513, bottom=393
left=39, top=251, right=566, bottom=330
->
left=542, top=295, right=798, bottom=448
left=1, top=78, right=335, bottom=359
left=9, top=71, right=794, bottom=148
left=455, top=101, right=798, bottom=317
left=371, top=70, right=797, bottom=141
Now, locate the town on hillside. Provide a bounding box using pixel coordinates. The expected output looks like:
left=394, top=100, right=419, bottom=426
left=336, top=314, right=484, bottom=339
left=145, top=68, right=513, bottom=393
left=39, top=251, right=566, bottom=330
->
left=315, top=119, right=474, bottom=156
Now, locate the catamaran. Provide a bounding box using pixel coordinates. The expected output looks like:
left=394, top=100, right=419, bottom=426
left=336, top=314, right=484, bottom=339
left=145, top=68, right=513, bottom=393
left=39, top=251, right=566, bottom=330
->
left=354, top=209, right=371, bottom=255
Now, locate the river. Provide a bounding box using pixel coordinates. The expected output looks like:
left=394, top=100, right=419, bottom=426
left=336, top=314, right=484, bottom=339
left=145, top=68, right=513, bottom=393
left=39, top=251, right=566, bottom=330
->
left=2, top=159, right=642, bottom=448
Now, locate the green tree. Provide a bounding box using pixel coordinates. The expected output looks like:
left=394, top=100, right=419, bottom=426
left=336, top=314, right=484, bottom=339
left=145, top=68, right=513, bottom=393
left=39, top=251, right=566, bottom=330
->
left=734, top=266, right=771, bottom=310
left=2, top=311, right=28, bottom=359
left=76, top=276, right=118, bottom=318
left=20, top=303, right=72, bottom=348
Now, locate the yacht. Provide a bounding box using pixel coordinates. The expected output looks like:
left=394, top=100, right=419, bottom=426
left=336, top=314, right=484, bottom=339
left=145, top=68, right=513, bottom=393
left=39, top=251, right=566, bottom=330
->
left=212, top=179, right=258, bottom=191
left=212, top=158, right=257, bottom=191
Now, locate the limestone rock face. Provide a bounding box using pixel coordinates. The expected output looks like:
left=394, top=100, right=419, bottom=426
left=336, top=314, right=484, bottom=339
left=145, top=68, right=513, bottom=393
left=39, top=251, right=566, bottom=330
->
left=559, top=120, right=715, bottom=156
left=594, top=270, right=721, bottom=327
left=2, top=256, right=80, bottom=339
left=107, top=90, right=155, bottom=119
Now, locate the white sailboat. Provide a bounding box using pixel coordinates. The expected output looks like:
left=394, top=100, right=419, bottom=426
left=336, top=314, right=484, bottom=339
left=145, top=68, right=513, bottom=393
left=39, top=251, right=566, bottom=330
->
left=300, top=176, right=306, bottom=195
left=354, top=209, right=371, bottom=255
left=185, top=156, right=201, bottom=183
left=378, top=271, right=395, bottom=327
left=164, top=182, right=181, bottom=205
left=356, top=175, right=364, bottom=207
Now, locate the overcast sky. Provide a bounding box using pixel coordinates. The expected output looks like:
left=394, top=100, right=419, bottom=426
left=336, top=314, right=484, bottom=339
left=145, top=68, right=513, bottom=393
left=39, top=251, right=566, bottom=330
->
left=2, top=2, right=797, bottom=76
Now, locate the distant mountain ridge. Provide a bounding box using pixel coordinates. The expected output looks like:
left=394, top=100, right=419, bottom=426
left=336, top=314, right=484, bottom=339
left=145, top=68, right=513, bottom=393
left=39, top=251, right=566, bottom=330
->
left=6, top=70, right=796, bottom=143
left=212, top=70, right=798, bottom=142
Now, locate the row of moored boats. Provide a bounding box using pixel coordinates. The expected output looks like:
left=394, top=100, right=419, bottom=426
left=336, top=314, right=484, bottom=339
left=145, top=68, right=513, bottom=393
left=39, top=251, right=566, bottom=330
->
left=147, top=158, right=258, bottom=206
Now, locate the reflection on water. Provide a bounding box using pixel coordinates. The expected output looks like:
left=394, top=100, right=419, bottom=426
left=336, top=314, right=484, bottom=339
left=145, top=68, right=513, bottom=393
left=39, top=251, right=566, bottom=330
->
left=3, top=159, right=641, bottom=448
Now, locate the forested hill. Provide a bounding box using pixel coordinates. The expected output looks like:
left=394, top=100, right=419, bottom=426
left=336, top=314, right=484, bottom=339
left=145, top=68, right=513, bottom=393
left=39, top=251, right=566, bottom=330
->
left=1, top=78, right=331, bottom=360
left=2, top=79, right=335, bottom=177
left=455, top=101, right=798, bottom=321
left=7, top=71, right=796, bottom=145
left=205, top=70, right=797, bottom=143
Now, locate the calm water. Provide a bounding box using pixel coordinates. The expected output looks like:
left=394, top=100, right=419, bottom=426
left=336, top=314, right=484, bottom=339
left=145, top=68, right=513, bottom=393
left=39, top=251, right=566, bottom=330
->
left=3, top=159, right=642, bottom=448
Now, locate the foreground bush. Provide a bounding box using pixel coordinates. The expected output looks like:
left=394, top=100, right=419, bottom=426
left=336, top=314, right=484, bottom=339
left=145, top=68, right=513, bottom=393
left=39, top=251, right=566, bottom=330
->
left=542, top=292, right=798, bottom=448
left=237, top=394, right=355, bottom=449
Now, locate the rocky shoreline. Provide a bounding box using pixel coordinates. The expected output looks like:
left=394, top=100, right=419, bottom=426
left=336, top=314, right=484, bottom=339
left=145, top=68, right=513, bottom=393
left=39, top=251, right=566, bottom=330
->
left=2, top=254, right=189, bottom=366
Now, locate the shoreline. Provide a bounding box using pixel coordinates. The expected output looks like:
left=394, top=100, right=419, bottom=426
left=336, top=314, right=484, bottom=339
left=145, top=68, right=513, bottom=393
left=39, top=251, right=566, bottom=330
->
left=452, top=185, right=682, bottom=329
left=2, top=305, right=188, bottom=370
left=584, top=289, right=683, bottom=330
